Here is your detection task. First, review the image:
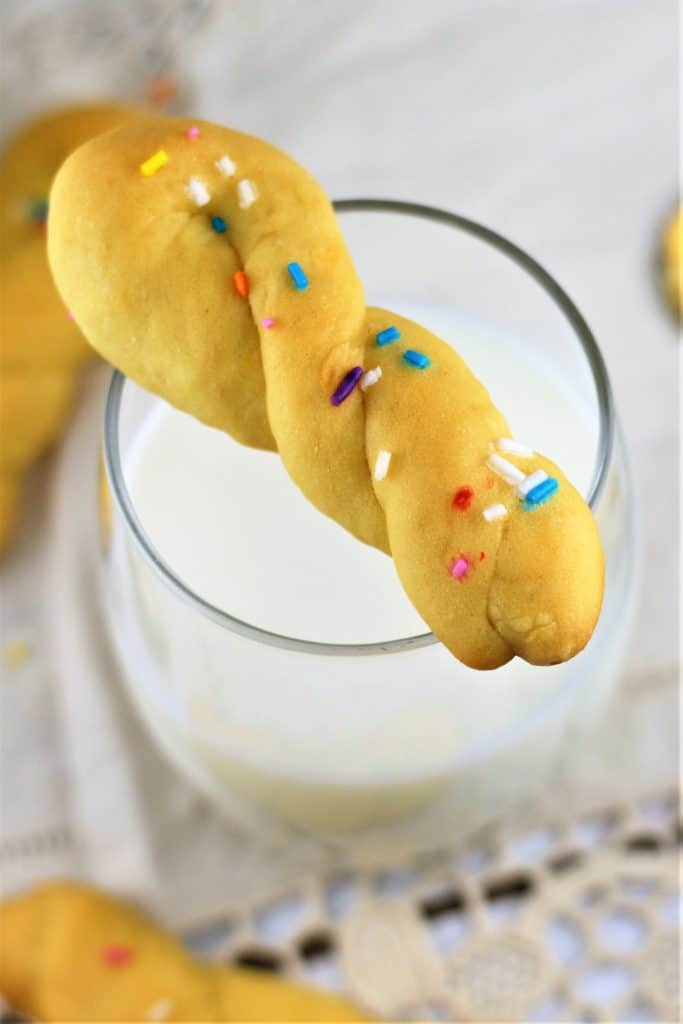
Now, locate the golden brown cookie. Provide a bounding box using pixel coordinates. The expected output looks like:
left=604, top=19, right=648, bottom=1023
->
left=661, top=205, right=682, bottom=321
left=0, top=104, right=136, bottom=553
left=48, top=115, right=604, bottom=668
left=0, top=882, right=369, bottom=1022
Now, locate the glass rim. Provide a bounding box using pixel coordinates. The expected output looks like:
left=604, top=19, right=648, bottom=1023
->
left=103, top=198, right=615, bottom=658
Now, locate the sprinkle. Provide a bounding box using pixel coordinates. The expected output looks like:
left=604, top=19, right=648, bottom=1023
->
left=331, top=366, right=363, bottom=406
left=146, top=75, right=177, bottom=109
left=140, top=150, right=169, bottom=176
left=211, top=215, right=228, bottom=233
left=524, top=477, right=559, bottom=508
left=486, top=453, right=525, bottom=486
left=517, top=469, right=549, bottom=498
left=480, top=551, right=486, bottom=560
left=186, top=125, right=200, bottom=139
left=376, top=326, right=400, bottom=347
left=67, top=311, right=75, bottom=321
left=28, top=197, right=48, bottom=223
left=215, top=155, right=236, bottom=176
left=3, top=638, right=31, bottom=668
left=237, top=178, right=258, bottom=209
left=402, top=349, right=430, bottom=369
left=287, top=262, right=308, bottom=289
left=483, top=503, right=508, bottom=522
left=233, top=270, right=249, bottom=297
left=102, top=945, right=133, bottom=967
left=261, top=317, right=276, bottom=329
left=184, top=177, right=210, bottom=206
left=360, top=367, right=382, bottom=391
left=374, top=450, right=392, bottom=481
left=453, top=486, right=474, bottom=510
left=450, top=556, right=470, bottom=579
left=146, top=998, right=174, bottom=1021
left=497, top=438, right=534, bottom=457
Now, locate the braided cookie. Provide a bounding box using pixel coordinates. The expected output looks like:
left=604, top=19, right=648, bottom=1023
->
left=48, top=116, right=604, bottom=669
left=0, top=104, right=136, bottom=553
left=0, top=882, right=368, bottom=1021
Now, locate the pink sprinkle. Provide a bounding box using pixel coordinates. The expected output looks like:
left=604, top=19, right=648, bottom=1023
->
left=67, top=311, right=75, bottom=321
left=186, top=125, right=200, bottom=139
left=261, top=317, right=276, bottom=329
left=102, top=945, right=133, bottom=967
left=450, top=557, right=470, bottom=579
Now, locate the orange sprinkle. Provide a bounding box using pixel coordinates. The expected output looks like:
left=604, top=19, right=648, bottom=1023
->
left=233, top=270, right=249, bottom=297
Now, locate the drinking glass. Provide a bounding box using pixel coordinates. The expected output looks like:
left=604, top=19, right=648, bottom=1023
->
left=100, top=201, right=637, bottom=859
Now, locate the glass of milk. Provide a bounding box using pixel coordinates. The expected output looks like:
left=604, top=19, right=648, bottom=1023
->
left=100, top=201, right=637, bottom=859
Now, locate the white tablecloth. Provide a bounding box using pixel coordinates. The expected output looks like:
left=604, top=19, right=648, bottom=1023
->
left=0, top=0, right=678, bottom=928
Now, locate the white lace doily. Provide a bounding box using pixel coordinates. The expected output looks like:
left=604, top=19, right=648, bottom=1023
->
left=1, top=791, right=679, bottom=1022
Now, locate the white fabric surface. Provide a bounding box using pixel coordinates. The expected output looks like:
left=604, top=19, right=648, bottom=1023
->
left=0, top=0, right=678, bottom=927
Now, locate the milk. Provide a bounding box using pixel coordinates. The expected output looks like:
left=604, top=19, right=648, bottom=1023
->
left=127, top=305, right=596, bottom=644
left=107, top=304, right=626, bottom=846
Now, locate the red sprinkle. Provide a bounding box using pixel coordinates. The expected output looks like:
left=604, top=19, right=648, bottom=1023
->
left=479, top=551, right=486, bottom=561
left=233, top=270, right=249, bottom=297
left=102, top=945, right=133, bottom=967
left=453, top=486, right=474, bottom=510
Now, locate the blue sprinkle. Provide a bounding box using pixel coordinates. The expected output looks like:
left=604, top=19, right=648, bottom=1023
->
left=402, top=349, right=430, bottom=369
left=523, top=477, right=559, bottom=508
left=376, top=326, right=400, bottom=347
left=287, top=262, right=309, bottom=290
left=211, top=215, right=227, bottom=233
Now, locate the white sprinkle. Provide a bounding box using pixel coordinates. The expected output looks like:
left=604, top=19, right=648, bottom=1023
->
left=497, top=437, right=534, bottom=457
left=215, top=155, right=236, bottom=176
left=483, top=503, right=508, bottom=522
left=360, top=367, right=382, bottom=391
left=237, top=178, right=258, bottom=209
left=184, top=177, right=210, bottom=206
left=486, top=453, right=526, bottom=485
left=146, top=997, right=173, bottom=1021
left=374, top=450, right=392, bottom=481
left=517, top=469, right=549, bottom=498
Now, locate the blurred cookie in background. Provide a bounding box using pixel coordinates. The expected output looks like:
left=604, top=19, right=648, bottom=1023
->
left=0, top=103, right=137, bottom=555
left=660, top=204, right=682, bottom=324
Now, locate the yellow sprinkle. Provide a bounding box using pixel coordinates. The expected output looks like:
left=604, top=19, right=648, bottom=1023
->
left=140, top=150, right=169, bottom=176
left=3, top=639, right=30, bottom=668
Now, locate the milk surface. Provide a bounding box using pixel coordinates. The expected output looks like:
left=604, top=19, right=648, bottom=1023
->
left=127, top=304, right=597, bottom=645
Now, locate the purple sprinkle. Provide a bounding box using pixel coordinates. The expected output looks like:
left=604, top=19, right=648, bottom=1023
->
left=331, top=366, right=364, bottom=406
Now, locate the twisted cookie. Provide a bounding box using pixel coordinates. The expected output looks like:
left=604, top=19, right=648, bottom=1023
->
left=0, top=104, right=135, bottom=553
left=0, top=882, right=368, bottom=1021
left=48, top=116, right=604, bottom=669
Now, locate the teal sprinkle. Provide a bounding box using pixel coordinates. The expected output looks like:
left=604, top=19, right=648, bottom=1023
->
left=28, top=197, right=48, bottom=223
left=211, top=215, right=227, bottom=233
left=523, top=477, right=559, bottom=508
left=287, top=262, right=309, bottom=290
left=376, top=326, right=400, bottom=346
left=402, top=349, right=430, bottom=369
